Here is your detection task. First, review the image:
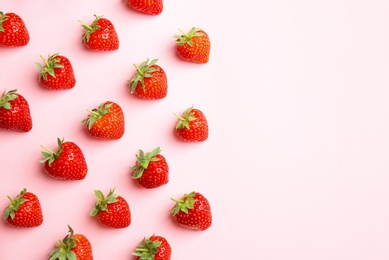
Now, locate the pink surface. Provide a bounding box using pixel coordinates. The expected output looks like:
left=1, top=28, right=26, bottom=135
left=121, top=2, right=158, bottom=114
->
left=1, top=1, right=389, bottom=259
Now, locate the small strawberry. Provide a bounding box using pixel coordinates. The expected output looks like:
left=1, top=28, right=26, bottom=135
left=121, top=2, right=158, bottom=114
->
left=174, top=106, right=208, bottom=142
left=132, top=234, right=172, bottom=260
left=171, top=191, right=212, bottom=231
left=40, top=138, right=88, bottom=180
left=0, top=11, right=29, bottom=47
left=130, top=147, right=169, bottom=189
left=82, top=101, right=125, bottom=140
left=49, top=225, right=94, bottom=260
left=90, top=188, right=131, bottom=228
left=128, top=58, right=168, bottom=100
left=3, top=188, right=43, bottom=227
left=0, top=89, right=33, bottom=132
left=174, top=27, right=210, bottom=64
left=36, top=53, right=76, bottom=90
left=128, top=0, right=163, bottom=15
left=79, top=15, right=119, bottom=51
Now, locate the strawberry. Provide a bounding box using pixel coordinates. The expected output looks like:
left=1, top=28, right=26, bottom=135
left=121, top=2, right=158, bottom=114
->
left=49, top=225, right=94, bottom=260
left=132, top=234, right=172, bottom=260
left=128, top=0, right=163, bottom=15
left=130, top=147, right=169, bottom=189
left=3, top=188, right=43, bottom=227
left=174, top=106, right=208, bottom=142
left=128, top=58, right=168, bottom=100
left=40, top=138, right=88, bottom=180
left=36, top=53, right=76, bottom=90
left=174, top=27, right=210, bottom=64
left=79, top=15, right=119, bottom=51
left=171, top=191, right=212, bottom=231
left=82, top=101, right=125, bottom=140
left=0, top=89, right=33, bottom=132
left=90, top=188, right=131, bottom=228
left=0, top=12, right=29, bottom=47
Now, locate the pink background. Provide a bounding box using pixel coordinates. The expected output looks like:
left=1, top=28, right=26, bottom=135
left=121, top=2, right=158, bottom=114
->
left=1, top=0, right=389, bottom=259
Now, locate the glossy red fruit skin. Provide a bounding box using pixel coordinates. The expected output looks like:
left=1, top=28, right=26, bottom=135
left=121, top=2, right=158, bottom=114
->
left=176, top=30, right=210, bottom=64
left=73, top=234, right=94, bottom=260
left=5, top=192, right=43, bottom=227
left=0, top=93, right=32, bottom=132
left=85, top=18, right=119, bottom=51
left=133, top=65, right=167, bottom=100
left=97, top=196, right=131, bottom=228
left=39, top=55, right=76, bottom=90
left=134, top=235, right=172, bottom=260
left=0, top=12, right=29, bottom=47
left=128, top=0, right=163, bottom=15
left=175, top=109, right=208, bottom=142
left=135, top=154, right=169, bottom=189
left=43, top=142, right=88, bottom=180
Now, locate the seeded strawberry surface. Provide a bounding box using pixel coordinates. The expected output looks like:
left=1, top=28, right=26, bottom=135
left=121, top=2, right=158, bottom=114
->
left=128, top=0, right=163, bottom=15
left=0, top=12, right=29, bottom=47
left=175, top=107, right=209, bottom=142
left=80, top=16, right=119, bottom=51
left=0, top=90, right=33, bottom=132
left=133, top=235, right=172, bottom=260
left=175, top=28, right=210, bottom=64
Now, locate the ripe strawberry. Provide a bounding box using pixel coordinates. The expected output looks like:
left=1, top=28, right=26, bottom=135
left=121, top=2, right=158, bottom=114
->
left=49, top=225, right=93, bottom=260
left=3, top=188, right=43, bottom=227
left=174, top=106, right=208, bottom=142
left=132, top=234, right=172, bottom=260
left=36, top=53, right=76, bottom=90
left=174, top=27, right=210, bottom=64
left=130, top=147, right=169, bottom=189
left=128, top=58, right=168, bottom=100
left=171, top=191, right=212, bottom=231
left=40, top=138, right=88, bottom=180
left=0, top=89, right=32, bottom=132
left=82, top=101, right=125, bottom=140
left=90, top=188, right=131, bottom=228
left=128, top=0, right=163, bottom=15
left=79, top=15, right=119, bottom=51
left=0, top=12, right=29, bottom=47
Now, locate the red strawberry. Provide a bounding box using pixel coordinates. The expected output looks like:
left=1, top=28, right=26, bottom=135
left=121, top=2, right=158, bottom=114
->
left=0, top=12, right=29, bottom=47
left=132, top=234, right=172, bottom=260
left=49, top=225, right=94, bottom=260
left=130, top=147, right=169, bottom=189
left=174, top=106, right=208, bottom=142
left=128, top=0, right=163, bottom=15
left=40, top=138, right=88, bottom=180
left=3, top=188, right=43, bottom=227
left=171, top=191, right=212, bottom=231
left=82, top=101, right=125, bottom=140
left=128, top=58, right=168, bottom=100
left=0, top=89, right=33, bottom=132
left=79, top=15, right=119, bottom=51
left=90, top=188, right=131, bottom=228
left=36, top=53, right=76, bottom=90
left=174, top=27, right=210, bottom=64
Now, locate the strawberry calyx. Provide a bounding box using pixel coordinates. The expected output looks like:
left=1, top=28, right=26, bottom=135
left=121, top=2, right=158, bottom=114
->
left=0, top=89, right=17, bottom=110
left=174, top=27, right=203, bottom=47
left=79, top=15, right=102, bottom=43
left=171, top=191, right=197, bottom=215
left=130, top=147, right=161, bottom=179
left=0, top=12, right=9, bottom=32
left=39, top=138, right=65, bottom=166
left=90, top=188, right=118, bottom=216
left=49, top=225, right=78, bottom=260
left=3, top=188, right=28, bottom=221
left=132, top=235, right=162, bottom=259
left=128, top=58, right=160, bottom=93
left=174, top=106, right=197, bottom=130
left=82, top=102, right=112, bottom=130
left=35, top=53, right=64, bottom=81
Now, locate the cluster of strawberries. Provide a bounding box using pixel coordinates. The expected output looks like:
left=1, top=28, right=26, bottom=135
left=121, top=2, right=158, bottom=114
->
left=0, top=2, right=213, bottom=260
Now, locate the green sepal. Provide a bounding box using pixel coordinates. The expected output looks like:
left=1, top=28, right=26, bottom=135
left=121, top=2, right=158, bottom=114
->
left=81, top=102, right=111, bottom=130
left=174, top=27, right=203, bottom=47
left=3, top=188, right=28, bottom=221
left=128, top=58, right=159, bottom=94
left=79, top=14, right=102, bottom=44
left=131, top=236, right=162, bottom=260
left=39, top=138, right=65, bottom=166
left=174, top=106, right=197, bottom=130
left=90, top=188, right=118, bottom=217
left=49, top=225, right=78, bottom=260
left=171, top=191, right=197, bottom=216
left=36, top=53, right=64, bottom=81
left=0, top=12, right=8, bottom=33
left=130, top=147, right=161, bottom=179
left=0, top=89, right=18, bottom=110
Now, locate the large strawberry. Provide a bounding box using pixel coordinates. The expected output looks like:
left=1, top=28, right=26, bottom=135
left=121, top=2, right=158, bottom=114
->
left=171, top=191, right=212, bottom=231
left=0, top=89, right=33, bottom=132
left=174, top=27, right=210, bottom=64
left=132, top=234, right=172, bottom=260
left=36, top=53, right=76, bottom=90
left=90, top=188, right=131, bottom=228
left=79, top=15, right=119, bottom=51
left=49, top=225, right=94, bottom=260
left=40, top=138, right=88, bottom=180
left=3, top=188, right=43, bottom=227
left=174, top=106, right=208, bottom=142
left=127, top=0, right=163, bottom=15
left=82, top=101, right=125, bottom=140
left=130, top=147, right=169, bottom=189
left=128, top=58, right=168, bottom=100
left=0, top=11, right=29, bottom=47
